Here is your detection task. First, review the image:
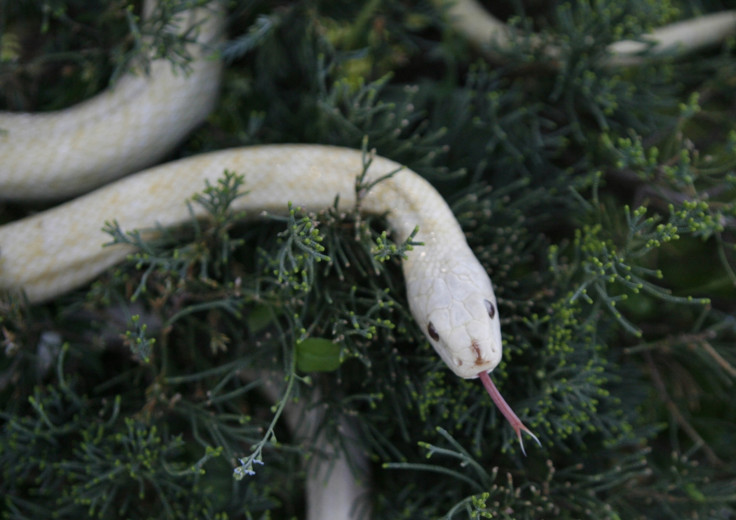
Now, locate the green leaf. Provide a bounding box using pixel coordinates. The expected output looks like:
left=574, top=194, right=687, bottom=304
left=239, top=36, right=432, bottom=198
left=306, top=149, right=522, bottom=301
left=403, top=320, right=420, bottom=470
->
left=296, top=338, right=342, bottom=372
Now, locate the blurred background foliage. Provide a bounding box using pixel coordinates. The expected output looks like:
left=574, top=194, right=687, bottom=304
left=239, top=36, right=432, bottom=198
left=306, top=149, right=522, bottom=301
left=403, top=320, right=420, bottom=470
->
left=1, top=0, right=735, bottom=518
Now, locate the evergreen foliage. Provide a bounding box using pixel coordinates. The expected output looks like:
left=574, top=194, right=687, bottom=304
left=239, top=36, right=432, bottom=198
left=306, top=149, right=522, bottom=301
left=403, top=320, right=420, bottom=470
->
left=1, top=0, right=735, bottom=518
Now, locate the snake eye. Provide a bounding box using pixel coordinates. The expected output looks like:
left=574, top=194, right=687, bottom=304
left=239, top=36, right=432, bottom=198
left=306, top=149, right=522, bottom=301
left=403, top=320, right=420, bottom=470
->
left=427, top=322, right=440, bottom=341
left=484, top=299, right=496, bottom=319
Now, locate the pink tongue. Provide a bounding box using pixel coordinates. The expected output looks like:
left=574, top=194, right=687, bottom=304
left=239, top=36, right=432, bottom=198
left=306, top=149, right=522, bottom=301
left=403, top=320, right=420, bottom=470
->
left=479, top=371, right=541, bottom=455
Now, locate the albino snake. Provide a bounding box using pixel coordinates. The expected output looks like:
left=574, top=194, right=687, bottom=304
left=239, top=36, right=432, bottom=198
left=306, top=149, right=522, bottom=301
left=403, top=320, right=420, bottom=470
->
left=2, top=0, right=735, bottom=517
left=0, top=1, right=533, bottom=517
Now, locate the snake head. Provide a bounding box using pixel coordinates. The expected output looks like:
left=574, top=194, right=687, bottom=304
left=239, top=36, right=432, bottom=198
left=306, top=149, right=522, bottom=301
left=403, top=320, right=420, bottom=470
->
left=406, top=248, right=540, bottom=453
left=407, top=250, right=503, bottom=379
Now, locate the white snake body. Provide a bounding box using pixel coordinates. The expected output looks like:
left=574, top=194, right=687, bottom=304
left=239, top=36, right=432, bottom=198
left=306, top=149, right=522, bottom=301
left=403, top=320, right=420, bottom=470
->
left=441, top=0, right=736, bottom=66
left=0, top=144, right=503, bottom=378
left=0, top=3, right=223, bottom=199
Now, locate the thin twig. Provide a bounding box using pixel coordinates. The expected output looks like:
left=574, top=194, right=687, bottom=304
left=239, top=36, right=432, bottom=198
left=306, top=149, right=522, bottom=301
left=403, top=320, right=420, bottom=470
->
left=644, top=352, right=722, bottom=466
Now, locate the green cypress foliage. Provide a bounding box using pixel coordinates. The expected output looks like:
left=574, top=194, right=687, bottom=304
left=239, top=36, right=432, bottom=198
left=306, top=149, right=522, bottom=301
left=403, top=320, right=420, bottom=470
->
left=1, top=1, right=735, bottom=518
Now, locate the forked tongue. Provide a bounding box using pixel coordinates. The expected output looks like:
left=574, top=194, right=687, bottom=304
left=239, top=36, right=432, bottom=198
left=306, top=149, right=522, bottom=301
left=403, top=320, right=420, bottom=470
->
left=479, top=371, right=541, bottom=455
